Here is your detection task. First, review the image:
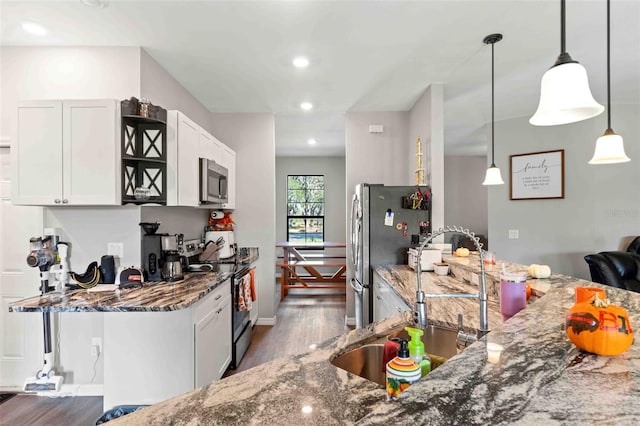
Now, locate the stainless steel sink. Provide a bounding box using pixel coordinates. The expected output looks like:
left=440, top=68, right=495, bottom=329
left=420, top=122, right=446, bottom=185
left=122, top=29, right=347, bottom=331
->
left=330, top=325, right=458, bottom=386
left=386, top=324, right=459, bottom=359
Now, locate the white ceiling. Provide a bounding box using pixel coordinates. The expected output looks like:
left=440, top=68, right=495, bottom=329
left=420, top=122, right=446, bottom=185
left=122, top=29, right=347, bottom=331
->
left=1, top=1, right=639, bottom=157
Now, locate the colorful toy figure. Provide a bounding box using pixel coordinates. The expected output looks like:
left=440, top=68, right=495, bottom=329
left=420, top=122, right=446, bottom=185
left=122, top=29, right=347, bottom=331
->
left=208, top=211, right=235, bottom=231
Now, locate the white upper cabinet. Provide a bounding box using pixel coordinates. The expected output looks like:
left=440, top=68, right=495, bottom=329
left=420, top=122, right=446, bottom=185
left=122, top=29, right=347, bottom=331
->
left=12, top=99, right=120, bottom=206
left=167, top=110, right=236, bottom=208
left=167, top=111, right=200, bottom=207
left=220, top=145, right=236, bottom=210
left=199, top=128, right=223, bottom=163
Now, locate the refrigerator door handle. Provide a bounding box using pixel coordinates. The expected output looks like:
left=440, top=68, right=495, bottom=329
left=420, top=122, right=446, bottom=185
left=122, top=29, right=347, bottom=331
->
left=350, top=278, right=363, bottom=293
left=350, top=194, right=360, bottom=267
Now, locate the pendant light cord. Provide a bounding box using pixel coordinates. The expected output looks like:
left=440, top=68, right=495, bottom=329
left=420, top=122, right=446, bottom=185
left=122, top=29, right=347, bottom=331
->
left=491, top=41, right=495, bottom=166
left=561, top=0, right=566, bottom=53
left=607, top=0, right=611, bottom=129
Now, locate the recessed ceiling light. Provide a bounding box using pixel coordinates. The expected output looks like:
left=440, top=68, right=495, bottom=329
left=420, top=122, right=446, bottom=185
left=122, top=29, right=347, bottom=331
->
left=292, top=56, right=309, bottom=68
left=307, top=139, right=317, bottom=145
left=300, top=102, right=313, bottom=111
left=22, top=22, right=47, bottom=36
left=301, top=405, right=313, bottom=414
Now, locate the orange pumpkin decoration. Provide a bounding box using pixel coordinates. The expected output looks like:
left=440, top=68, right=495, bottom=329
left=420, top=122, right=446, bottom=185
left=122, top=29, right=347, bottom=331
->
left=565, top=295, right=634, bottom=356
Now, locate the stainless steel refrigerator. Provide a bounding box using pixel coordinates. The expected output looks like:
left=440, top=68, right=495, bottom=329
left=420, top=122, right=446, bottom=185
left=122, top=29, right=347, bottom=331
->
left=350, top=184, right=432, bottom=328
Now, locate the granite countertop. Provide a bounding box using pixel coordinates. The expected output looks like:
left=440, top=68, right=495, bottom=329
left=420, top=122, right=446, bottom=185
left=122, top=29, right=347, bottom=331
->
left=110, top=258, right=640, bottom=425
left=8, top=270, right=233, bottom=313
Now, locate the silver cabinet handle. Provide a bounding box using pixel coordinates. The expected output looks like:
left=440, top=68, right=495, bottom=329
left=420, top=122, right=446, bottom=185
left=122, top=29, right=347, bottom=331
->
left=376, top=295, right=382, bottom=300
left=62, top=199, right=69, bottom=204
left=54, top=199, right=61, bottom=204
left=214, top=294, right=222, bottom=300
left=215, top=308, right=222, bottom=314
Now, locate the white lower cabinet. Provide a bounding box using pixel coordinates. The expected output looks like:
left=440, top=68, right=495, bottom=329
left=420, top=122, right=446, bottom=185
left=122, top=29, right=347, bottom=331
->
left=194, top=285, right=232, bottom=387
left=373, top=272, right=411, bottom=322
left=103, top=279, right=232, bottom=411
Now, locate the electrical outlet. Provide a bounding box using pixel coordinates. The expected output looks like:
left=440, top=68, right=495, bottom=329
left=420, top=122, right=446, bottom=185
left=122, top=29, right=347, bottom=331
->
left=508, top=229, right=519, bottom=240
left=91, top=337, right=102, bottom=355
left=107, top=242, right=123, bottom=259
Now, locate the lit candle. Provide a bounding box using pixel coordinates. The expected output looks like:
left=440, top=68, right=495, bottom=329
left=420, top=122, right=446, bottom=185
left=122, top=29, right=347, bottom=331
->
left=487, top=342, right=504, bottom=363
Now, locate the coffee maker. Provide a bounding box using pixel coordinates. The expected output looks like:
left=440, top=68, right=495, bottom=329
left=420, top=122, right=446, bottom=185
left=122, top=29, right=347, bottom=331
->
left=160, top=234, right=184, bottom=282
left=141, top=234, right=166, bottom=282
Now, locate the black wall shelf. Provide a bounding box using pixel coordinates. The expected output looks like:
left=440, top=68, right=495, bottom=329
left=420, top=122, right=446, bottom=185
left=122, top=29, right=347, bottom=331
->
left=120, top=98, right=167, bottom=205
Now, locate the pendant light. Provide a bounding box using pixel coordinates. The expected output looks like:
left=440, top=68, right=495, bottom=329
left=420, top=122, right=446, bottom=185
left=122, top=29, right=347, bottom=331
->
left=530, top=0, right=604, bottom=126
left=482, top=33, right=504, bottom=186
left=589, top=0, right=630, bottom=164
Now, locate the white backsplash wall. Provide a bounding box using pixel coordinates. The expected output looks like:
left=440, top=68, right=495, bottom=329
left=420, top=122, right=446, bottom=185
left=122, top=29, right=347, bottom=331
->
left=44, top=206, right=141, bottom=386
left=140, top=206, right=210, bottom=242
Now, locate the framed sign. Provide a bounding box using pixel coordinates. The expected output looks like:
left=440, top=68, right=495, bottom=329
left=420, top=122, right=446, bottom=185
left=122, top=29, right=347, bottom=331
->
left=510, top=149, right=564, bottom=200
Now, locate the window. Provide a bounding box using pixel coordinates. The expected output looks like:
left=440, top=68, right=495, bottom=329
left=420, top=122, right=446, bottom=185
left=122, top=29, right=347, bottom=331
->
left=287, top=175, right=324, bottom=243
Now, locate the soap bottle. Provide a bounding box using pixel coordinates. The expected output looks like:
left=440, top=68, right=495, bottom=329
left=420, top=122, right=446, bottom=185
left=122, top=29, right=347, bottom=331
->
left=386, top=339, right=421, bottom=401
left=405, top=326, right=432, bottom=377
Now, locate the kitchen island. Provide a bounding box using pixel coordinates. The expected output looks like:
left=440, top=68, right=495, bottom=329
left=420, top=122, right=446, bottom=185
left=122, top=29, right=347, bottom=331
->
left=100, top=255, right=640, bottom=425
left=9, top=268, right=235, bottom=410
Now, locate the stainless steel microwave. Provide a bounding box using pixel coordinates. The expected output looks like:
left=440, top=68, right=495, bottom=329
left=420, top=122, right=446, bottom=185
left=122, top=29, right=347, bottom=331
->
left=199, top=158, right=228, bottom=204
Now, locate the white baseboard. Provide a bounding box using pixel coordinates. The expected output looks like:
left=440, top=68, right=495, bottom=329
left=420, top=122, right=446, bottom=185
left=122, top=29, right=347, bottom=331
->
left=1, top=383, right=103, bottom=396
left=59, top=383, right=103, bottom=396
left=345, top=315, right=356, bottom=326
left=255, top=316, right=277, bottom=326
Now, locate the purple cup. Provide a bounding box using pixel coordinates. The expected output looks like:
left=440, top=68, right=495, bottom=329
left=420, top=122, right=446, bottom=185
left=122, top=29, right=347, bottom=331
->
left=500, top=272, right=527, bottom=321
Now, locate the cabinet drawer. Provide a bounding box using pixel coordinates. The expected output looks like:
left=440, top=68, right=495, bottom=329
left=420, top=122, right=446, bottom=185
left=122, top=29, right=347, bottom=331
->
left=193, top=278, right=230, bottom=323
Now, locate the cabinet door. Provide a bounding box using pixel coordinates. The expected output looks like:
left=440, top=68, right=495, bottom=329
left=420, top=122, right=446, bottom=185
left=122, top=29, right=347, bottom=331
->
left=194, top=293, right=231, bottom=387
left=221, top=145, right=236, bottom=209
left=177, top=113, right=200, bottom=207
left=12, top=101, right=63, bottom=205
left=199, top=129, right=222, bottom=163
left=62, top=99, right=119, bottom=205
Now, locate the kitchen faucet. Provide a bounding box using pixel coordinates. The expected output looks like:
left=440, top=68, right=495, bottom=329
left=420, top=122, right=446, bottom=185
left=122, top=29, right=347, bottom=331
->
left=415, top=226, right=489, bottom=341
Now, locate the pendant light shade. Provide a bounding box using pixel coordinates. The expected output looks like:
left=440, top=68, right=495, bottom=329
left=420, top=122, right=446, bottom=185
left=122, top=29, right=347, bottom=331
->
left=589, top=0, right=630, bottom=165
left=482, top=33, right=504, bottom=186
left=530, top=0, right=603, bottom=126
left=482, top=166, right=505, bottom=185
left=589, top=129, right=630, bottom=164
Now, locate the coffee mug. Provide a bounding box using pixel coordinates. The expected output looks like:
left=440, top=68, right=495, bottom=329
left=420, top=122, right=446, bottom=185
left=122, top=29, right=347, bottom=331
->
left=575, top=286, right=606, bottom=304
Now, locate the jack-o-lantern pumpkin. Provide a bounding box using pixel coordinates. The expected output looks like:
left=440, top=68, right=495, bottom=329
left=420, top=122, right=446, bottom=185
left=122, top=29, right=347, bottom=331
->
left=565, top=295, right=634, bottom=356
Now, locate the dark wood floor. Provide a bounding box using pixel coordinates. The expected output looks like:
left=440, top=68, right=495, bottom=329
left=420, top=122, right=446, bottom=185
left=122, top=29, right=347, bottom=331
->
left=0, top=292, right=348, bottom=425
left=0, top=394, right=103, bottom=426
left=226, top=292, right=349, bottom=375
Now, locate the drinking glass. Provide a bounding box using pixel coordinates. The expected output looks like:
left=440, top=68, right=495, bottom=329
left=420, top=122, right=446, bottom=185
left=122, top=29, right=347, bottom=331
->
left=500, top=272, right=527, bottom=321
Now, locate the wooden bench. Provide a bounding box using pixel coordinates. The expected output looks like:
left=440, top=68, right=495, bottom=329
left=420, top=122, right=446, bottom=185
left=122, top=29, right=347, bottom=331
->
left=276, top=259, right=347, bottom=300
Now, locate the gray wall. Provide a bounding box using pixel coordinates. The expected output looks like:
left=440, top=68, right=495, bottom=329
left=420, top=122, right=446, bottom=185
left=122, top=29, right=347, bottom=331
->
left=209, top=113, right=277, bottom=324
left=140, top=49, right=214, bottom=135
left=489, top=104, right=640, bottom=280
left=140, top=207, right=209, bottom=242
left=409, top=85, right=445, bottom=237
left=444, top=156, right=488, bottom=240
left=275, top=156, right=346, bottom=248
left=344, top=111, right=410, bottom=321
